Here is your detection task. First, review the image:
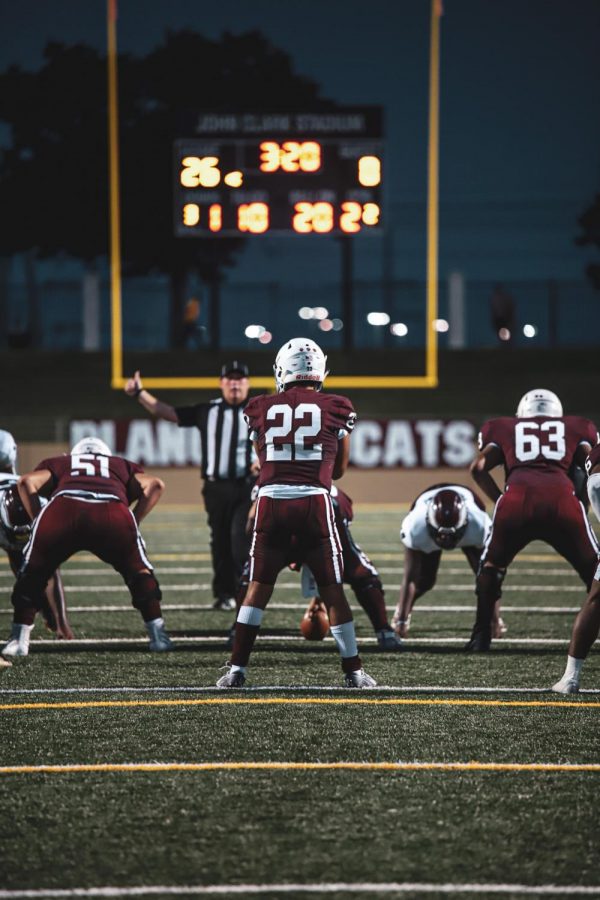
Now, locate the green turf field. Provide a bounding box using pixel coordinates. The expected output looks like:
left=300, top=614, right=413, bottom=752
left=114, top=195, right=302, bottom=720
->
left=1, top=504, right=599, bottom=899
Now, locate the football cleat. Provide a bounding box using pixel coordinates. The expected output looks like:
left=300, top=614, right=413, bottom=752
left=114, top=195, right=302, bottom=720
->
left=213, top=597, right=236, bottom=611
left=145, top=618, right=173, bottom=652
left=464, top=626, right=491, bottom=652
left=1, top=623, right=33, bottom=658
left=551, top=676, right=579, bottom=695
left=376, top=628, right=403, bottom=650
left=216, top=666, right=246, bottom=688
left=344, top=668, right=377, bottom=688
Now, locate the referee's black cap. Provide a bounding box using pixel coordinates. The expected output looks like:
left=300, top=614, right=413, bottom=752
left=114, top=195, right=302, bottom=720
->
left=220, top=360, right=250, bottom=378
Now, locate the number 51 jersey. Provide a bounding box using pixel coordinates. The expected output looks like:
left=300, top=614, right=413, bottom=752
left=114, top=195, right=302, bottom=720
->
left=478, top=415, right=598, bottom=487
left=244, top=387, right=356, bottom=493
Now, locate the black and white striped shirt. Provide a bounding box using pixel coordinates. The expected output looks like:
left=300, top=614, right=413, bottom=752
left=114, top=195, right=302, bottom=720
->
left=175, top=399, right=253, bottom=481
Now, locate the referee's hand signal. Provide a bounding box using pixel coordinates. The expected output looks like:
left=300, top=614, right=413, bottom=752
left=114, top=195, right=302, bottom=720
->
left=125, top=370, right=143, bottom=397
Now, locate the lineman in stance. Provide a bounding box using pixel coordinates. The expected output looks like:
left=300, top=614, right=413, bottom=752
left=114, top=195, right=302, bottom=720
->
left=218, top=338, right=376, bottom=688
left=1, top=437, right=171, bottom=658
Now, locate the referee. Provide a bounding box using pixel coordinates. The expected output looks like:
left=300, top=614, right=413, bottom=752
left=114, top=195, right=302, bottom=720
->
left=124, top=362, right=257, bottom=610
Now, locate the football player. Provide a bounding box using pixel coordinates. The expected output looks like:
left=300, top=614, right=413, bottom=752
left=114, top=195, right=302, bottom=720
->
left=299, top=486, right=401, bottom=649
left=1, top=436, right=171, bottom=658
left=217, top=337, right=376, bottom=688
left=0, top=430, right=72, bottom=646
left=467, top=389, right=599, bottom=651
left=552, top=443, right=600, bottom=693
left=391, top=483, right=501, bottom=638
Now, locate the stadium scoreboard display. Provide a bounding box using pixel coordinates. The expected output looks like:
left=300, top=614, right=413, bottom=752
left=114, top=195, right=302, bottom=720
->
left=173, top=108, right=383, bottom=237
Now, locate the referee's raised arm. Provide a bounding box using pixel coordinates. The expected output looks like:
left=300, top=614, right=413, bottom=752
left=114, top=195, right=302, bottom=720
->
left=124, top=370, right=178, bottom=423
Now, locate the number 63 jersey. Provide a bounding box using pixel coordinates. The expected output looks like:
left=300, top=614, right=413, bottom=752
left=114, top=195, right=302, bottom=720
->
left=244, top=387, right=356, bottom=495
left=478, top=415, right=598, bottom=488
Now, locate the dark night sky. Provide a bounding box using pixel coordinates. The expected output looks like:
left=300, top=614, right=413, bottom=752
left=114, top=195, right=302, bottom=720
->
left=2, top=0, right=600, bottom=282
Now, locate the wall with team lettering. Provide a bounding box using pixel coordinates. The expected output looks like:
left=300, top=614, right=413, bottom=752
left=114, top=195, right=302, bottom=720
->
left=68, top=419, right=478, bottom=469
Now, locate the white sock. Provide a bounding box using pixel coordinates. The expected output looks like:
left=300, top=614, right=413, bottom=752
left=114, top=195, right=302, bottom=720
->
left=237, top=606, right=263, bottom=627
left=230, top=664, right=246, bottom=675
left=146, top=617, right=164, bottom=628
left=564, top=655, right=584, bottom=680
left=330, top=621, right=358, bottom=659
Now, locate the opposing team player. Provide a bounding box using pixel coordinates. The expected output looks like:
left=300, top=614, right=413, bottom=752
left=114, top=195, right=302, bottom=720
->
left=552, top=443, right=600, bottom=693
left=0, top=430, right=72, bottom=644
left=217, top=337, right=376, bottom=688
left=467, top=389, right=599, bottom=651
left=1, top=437, right=171, bottom=658
left=391, top=484, right=502, bottom=638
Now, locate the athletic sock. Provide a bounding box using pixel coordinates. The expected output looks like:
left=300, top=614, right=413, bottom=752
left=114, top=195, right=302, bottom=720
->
left=230, top=606, right=263, bottom=667
left=330, top=621, right=362, bottom=673
left=563, top=655, right=584, bottom=680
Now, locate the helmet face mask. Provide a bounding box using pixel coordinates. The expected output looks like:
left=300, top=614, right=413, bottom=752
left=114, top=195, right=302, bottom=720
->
left=273, top=338, right=329, bottom=393
left=426, top=489, right=468, bottom=550
left=71, top=437, right=112, bottom=457
left=0, top=430, right=17, bottom=473
left=516, top=389, right=563, bottom=419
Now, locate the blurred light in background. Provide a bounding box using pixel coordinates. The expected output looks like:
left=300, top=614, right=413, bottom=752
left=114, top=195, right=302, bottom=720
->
left=523, top=324, right=537, bottom=338
left=498, top=328, right=511, bottom=341
left=312, top=306, right=329, bottom=320
left=318, top=319, right=333, bottom=332
left=331, top=318, right=344, bottom=331
left=298, top=306, right=313, bottom=320
left=258, top=331, right=272, bottom=344
left=244, top=324, right=266, bottom=339
left=390, top=322, right=408, bottom=337
left=433, top=318, right=449, bottom=333
left=367, top=312, right=390, bottom=326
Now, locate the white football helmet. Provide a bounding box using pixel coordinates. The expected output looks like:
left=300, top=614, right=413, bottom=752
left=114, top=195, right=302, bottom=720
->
left=71, top=437, right=112, bottom=456
left=0, top=430, right=17, bottom=473
left=516, top=389, right=563, bottom=419
left=273, top=338, right=329, bottom=392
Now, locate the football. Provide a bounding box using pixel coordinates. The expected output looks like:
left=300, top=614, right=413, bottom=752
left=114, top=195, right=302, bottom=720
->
left=300, top=606, right=330, bottom=641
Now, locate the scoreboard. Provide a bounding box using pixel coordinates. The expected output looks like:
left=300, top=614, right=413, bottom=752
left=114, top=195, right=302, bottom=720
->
left=173, top=108, right=383, bottom=237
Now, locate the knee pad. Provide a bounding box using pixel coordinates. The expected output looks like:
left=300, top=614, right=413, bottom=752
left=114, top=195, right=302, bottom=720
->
left=127, top=571, right=162, bottom=611
left=476, top=565, right=505, bottom=602
left=12, top=572, right=47, bottom=611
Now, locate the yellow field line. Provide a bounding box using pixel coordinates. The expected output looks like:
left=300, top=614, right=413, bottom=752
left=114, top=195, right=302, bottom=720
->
left=2, top=697, right=598, bottom=712
left=1, top=761, right=599, bottom=775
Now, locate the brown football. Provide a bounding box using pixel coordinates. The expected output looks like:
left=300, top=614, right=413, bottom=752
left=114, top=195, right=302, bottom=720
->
left=300, top=608, right=330, bottom=641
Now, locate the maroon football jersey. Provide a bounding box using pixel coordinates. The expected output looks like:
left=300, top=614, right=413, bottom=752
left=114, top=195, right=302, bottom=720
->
left=586, top=442, right=600, bottom=476
left=36, top=455, right=144, bottom=506
left=478, top=416, right=598, bottom=486
left=245, top=387, right=356, bottom=491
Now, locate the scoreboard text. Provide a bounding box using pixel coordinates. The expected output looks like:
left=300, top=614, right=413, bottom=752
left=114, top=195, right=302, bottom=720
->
left=173, top=109, right=383, bottom=237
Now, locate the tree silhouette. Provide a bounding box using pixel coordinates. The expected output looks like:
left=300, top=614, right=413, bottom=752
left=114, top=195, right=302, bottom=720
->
left=0, top=31, right=331, bottom=346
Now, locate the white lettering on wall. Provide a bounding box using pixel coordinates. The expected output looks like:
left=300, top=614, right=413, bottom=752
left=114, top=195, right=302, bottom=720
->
left=383, top=422, right=417, bottom=467
left=350, top=422, right=383, bottom=467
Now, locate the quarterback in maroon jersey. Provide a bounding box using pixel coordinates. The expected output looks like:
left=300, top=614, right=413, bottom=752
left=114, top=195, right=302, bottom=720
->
left=1, top=437, right=171, bottom=658
left=467, top=388, right=599, bottom=651
left=553, top=441, right=600, bottom=692
left=217, top=338, right=376, bottom=688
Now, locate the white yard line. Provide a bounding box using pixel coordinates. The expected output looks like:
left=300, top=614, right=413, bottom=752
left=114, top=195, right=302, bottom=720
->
left=0, top=885, right=600, bottom=898
left=0, top=584, right=584, bottom=593
left=1, top=684, right=599, bottom=696
left=0, top=604, right=582, bottom=614
left=1, top=636, right=573, bottom=646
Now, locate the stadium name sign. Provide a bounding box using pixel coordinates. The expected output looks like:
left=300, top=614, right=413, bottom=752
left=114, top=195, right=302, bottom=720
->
left=70, top=419, right=477, bottom=469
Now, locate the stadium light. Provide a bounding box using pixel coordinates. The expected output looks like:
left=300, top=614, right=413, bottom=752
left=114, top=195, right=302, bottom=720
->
left=390, top=322, right=408, bottom=337
left=313, top=306, right=329, bottom=320
left=433, top=318, right=449, bottom=333
left=258, top=331, right=273, bottom=344
left=498, top=328, right=511, bottom=342
left=523, top=324, right=537, bottom=338
left=244, top=324, right=266, bottom=339
left=367, top=312, right=390, bottom=326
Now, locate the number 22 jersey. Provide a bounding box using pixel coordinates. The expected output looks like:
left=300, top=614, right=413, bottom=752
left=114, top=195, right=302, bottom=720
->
left=478, top=416, right=598, bottom=488
left=244, top=387, right=356, bottom=495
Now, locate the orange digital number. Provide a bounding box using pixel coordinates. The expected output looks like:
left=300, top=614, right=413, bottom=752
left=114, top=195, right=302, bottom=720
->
left=362, top=202, right=380, bottom=226
left=260, top=141, right=322, bottom=173
left=180, top=156, right=221, bottom=188
left=292, top=202, right=334, bottom=234
left=238, top=202, right=269, bottom=234
left=183, top=203, right=200, bottom=227
left=208, top=204, right=222, bottom=232
left=340, top=201, right=362, bottom=233
left=358, top=156, right=381, bottom=187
